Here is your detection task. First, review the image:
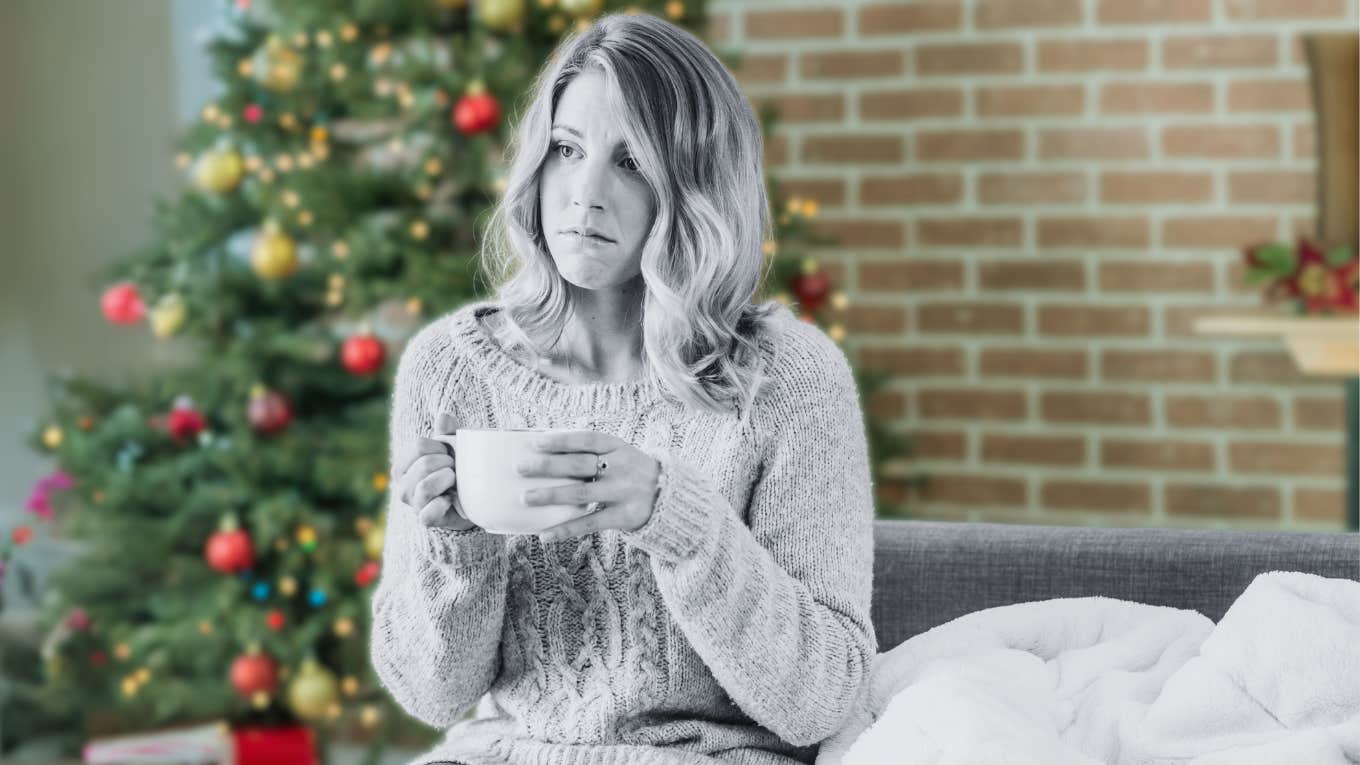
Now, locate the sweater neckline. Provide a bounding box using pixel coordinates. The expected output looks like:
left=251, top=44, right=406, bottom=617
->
left=451, top=300, right=668, bottom=412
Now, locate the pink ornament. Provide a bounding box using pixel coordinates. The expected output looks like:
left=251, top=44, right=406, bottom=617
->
left=243, top=103, right=263, bottom=124
left=67, top=607, right=91, bottom=631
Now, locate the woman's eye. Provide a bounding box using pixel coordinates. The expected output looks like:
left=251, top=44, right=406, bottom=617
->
left=551, top=142, right=640, bottom=173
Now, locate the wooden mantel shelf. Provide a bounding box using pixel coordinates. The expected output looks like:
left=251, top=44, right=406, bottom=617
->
left=1194, top=313, right=1359, bottom=378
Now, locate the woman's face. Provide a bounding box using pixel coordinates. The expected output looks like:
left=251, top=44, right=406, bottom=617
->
left=540, top=69, right=657, bottom=291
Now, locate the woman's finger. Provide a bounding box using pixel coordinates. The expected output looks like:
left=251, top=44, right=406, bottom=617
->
left=393, top=436, right=451, bottom=480
left=537, top=503, right=615, bottom=542
left=520, top=479, right=606, bottom=508
left=398, top=454, right=453, bottom=504
left=517, top=452, right=599, bottom=479
left=412, top=467, right=456, bottom=509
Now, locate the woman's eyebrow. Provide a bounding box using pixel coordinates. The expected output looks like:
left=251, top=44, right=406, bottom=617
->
left=551, top=123, right=627, bottom=150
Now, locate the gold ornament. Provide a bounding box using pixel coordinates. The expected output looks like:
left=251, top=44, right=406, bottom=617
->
left=315, top=30, right=333, bottom=47
left=763, top=240, right=777, bottom=257
left=114, top=642, right=131, bottom=660
left=329, top=63, right=348, bottom=82
left=121, top=676, right=139, bottom=697
left=288, top=658, right=339, bottom=721
left=360, top=705, right=382, bottom=727
left=331, top=241, right=350, bottom=260
left=831, top=291, right=849, bottom=310
left=279, top=576, right=298, bottom=596
left=340, top=23, right=359, bottom=42
left=363, top=525, right=385, bottom=559
left=665, top=0, right=684, bottom=19
left=828, top=323, right=845, bottom=343
left=409, top=220, right=429, bottom=240
left=198, top=620, right=213, bottom=635
left=253, top=37, right=303, bottom=93
left=333, top=618, right=354, bottom=637
left=547, top=14, right=566, bottom=33
left=192, top=147, right=244, bottom=194
left=342, top=675, right=360, bottom=695
left=237, top=58, right=254, bottom=77
left=296, top=525, right=317, bottom=547
left=250, top=222, right=299, bottom=280
left=406, top=296, right=423, bottom=315
left=802, top=199, right=819, bottom=218
left=560, top=0, right=602, bottom=18
left=41, top=425, right=63, bottom=449
left=149, top=293, right=187, bottom=339
left=479, top=0, right=526, bottom=31
left=423, top=157, right=443, bottom=176
left=251, top=690, right=271, bottom=709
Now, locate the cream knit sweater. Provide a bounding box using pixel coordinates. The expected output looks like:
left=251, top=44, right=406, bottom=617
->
left=370, top=299, right=877, bottom=765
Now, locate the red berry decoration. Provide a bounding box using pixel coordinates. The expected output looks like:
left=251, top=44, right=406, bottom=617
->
left=166, top=395, right=207, bottom=444
left=791, top=271, right=831, bottom=313
left=230, top=646, right=278, bottom=697
left=247, top=384, right=292, bottom=435
left=452, top=83, right=500, bottom=135
left=265, top=609, right=286, bottom=631
left=354, top=560, right=380, bottom=587
left=101, top=282, right=146, bottom=325
left=341, top=332, right=386, bottom=376
left=205, top=515, right=254, bottom=574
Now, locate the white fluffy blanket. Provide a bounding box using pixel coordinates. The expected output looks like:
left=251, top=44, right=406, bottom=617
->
left=817, top=572, right=1360, bottom=765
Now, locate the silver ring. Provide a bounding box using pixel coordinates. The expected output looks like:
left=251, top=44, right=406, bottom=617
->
left=593, top=456, right=609, bottom=481
left=586, top=500, right=604, bottom=513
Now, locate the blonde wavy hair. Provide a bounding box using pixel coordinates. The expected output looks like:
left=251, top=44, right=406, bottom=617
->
left=476, top=11, right=783, bottom=424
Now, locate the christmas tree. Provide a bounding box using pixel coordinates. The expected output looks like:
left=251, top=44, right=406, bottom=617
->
left=15, top=0, right=910, bottom=759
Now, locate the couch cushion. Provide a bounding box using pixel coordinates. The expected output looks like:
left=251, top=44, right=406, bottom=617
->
left=871, top=519, right=1360, bottom=651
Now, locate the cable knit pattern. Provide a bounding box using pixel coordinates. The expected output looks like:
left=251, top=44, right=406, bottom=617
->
left=369, top=298, right=877, bottom=765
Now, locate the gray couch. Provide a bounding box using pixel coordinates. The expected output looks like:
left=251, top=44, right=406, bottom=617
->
left=870, top=519, right=1360, bottom=651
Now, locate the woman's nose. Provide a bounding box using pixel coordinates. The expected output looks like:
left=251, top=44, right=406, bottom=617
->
left=570, top=157, right=610, bottom=210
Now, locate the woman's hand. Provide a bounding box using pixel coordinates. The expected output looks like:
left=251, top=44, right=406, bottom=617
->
left=517, top=429, right=661, bottom=542
left=391, top=413, right=478, bottom=531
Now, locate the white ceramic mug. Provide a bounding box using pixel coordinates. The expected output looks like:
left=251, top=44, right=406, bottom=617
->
left=433, top=428, right=597, bottom=535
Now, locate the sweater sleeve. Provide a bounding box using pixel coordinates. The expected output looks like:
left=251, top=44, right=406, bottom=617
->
left=618, top=330, right=877, bottom=748
left=369, top=319, right=510, bottom=730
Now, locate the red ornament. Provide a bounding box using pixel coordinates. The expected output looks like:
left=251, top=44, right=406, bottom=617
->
left=89, top=649, right=108, bottom=667
left=167, top=395, right=207, bottom=444
left=243, top=103, right=263, bottom=124
left=341, top=333, right=386, bottom=376
left=230, top=648, right=278, bottom=697
left=265, top=609, right=286, bottom=631
left=354, top=560, right=380, bottom=587
left=205, top=519, right=254, bottom=574
left=101, top=282, right=146, bottom=325
left=791, top=270, right=831, bottom=313
left=248, top=385, right=292, bottom=435
left=233, top=725, right=319, bottom=765
left=11, top=525, right=32, bottom=546
left=452, top=88, right=500, bottom=135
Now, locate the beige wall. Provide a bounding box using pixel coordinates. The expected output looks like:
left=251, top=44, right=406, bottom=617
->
left=0, top=0, right=180, bottom=603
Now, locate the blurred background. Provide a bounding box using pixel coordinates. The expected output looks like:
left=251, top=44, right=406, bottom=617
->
left=1, top=0, right=1356, bottom=762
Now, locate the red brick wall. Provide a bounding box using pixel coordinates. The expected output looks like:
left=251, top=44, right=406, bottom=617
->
left=708, top=0, right=1357, bottom=529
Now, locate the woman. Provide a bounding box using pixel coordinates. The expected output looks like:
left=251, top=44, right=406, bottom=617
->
left=370, top=12, right=877, bottom=765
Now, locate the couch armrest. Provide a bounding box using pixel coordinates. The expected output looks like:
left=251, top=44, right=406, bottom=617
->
left=871, top=519, right=1360, bottom=651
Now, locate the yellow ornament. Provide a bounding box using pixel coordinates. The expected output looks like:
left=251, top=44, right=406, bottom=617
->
left=253, top=37, right=303, bottom=93
left=149, top=293, right=187, bottom=339
left=279, top=576, right=298, bottom=596
left=42, top=425, right=63, bottom=450
left=250, top=223, right=299, bottom=280
left=333, top=617, right=354, bottom=637
left=559, top=0, right=602, bottom=18
left=192, top=147, right=244, bottom=194
left=479, top=0, right=525, bottom=31
left=288, top=658, right=339, bottom=721
left=363, top=524, right=385, bottom=559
